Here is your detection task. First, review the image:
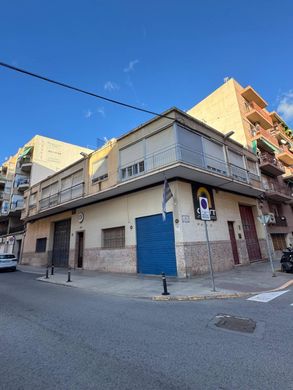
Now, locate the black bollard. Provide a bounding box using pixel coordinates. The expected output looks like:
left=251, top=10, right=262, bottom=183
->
left=67, top=268, right=71, bottom=283
left=51, top=265, right=54, bottom=276
left=45, top=267, right=49, bottom=279
left=161, top=272, right=170, bottom=296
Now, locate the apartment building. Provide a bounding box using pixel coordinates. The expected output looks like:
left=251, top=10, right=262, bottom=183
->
left=188, top=79, right=293, bottom=253
left=21, top=108, right=268, bottom=277
left=0, top=135, right=93, bottom=256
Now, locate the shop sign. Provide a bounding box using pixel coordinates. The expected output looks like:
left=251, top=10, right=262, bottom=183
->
left=192, top=183, right=217, bottom=220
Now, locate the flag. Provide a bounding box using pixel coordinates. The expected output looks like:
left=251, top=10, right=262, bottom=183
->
left=162, top=177, right=173, bottom=221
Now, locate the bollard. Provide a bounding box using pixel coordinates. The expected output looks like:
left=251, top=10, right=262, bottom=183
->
left=161, top=272, right=170, bottom=296
left=51, top=265, right=54, bottom=276
left=45, top=267, right=49, bottom=279
left=67, top=268, right=71, bottom=283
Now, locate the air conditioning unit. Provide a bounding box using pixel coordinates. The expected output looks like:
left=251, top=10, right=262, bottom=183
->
left=268, top=212, right=276, bottom=224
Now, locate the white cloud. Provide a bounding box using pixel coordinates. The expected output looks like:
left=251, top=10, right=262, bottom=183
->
left=277, top=90, right=293, bottom=121
left=97, top=107, right=105, bottom=117
left=84, top=109, right=93, bottom=119
left=104, top=81, right=119, bottom=92
left=124, top=59, right=139, bottom=73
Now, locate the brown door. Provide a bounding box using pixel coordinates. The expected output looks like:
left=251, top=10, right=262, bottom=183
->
left=228, top=221, right=240, bottom=265
left=239, top=205, right=261, bottom=262
left=77, top=232, right=84, bottom=268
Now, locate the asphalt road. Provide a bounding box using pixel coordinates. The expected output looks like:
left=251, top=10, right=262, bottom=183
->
left=0, top=270, right=292, bottom=390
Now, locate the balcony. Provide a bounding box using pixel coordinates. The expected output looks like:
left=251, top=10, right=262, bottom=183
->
left=120, top=144, right=261, bottom=190
left=0, top=176, right=6, bottom=187
left=17, top=178, right=30, bottom=192
left=19, top=156, right=32, bottom=172
left=246, top=102, right=273, bottom=130
left=270, top=124, right=293, bottom=144
left=276, top=145, right=293, bottom=165
left=251, top=126, right=280, bottom=151
left=259, top=152, right=285, bottom=176
left=9, top=225, right=25, bottom=234
left=10, top=199, right=25, bottom=212
left=283, top=166, right=293, bottom=182
left=39, top=182, right=84, bottom=211
left=263, top=180, right=292, bottom=202
left=241, top=86, right=268, bottom=109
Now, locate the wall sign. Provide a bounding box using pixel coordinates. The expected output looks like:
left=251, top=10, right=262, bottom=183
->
left=192, top=183, right=217, bottom=220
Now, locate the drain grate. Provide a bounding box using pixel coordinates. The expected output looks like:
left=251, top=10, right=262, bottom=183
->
left=214, top=314, right=256, bottom=334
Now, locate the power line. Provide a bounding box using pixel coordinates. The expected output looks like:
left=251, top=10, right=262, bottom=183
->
left=0, top=61, right=175, bottom=120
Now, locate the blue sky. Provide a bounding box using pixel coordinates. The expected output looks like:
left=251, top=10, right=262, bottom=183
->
left=0, top=0, right=292, bottom=162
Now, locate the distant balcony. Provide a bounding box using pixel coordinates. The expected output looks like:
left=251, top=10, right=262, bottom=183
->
left=270, top=124, right=293, bottom=144
left=120, top=145, right=259, bottom=187
left=39, top=182, right=84, bottom=211
left=19, top=156, right=33, bottom=172
left=283, top=166, right=293, bottom=182
left=251, top=126, right=280, bottom=151
left=241, top=86, right=268, bottom=109
left=263, top=180, right=292, bottom=202
left=16, top=178, right=30, bottom=192
left=9, top=225, right=25, bottom=234
left=259, top=152, right=285, bottom=176
left=246, top=102, right=273, bottom=130
left=10, top=199, right=25, bottom=212
left=276, top=145, right=293, bottom=165
left=0, top=176, right=6, bottom=186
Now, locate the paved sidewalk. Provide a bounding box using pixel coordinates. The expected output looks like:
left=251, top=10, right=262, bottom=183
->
left=17, top=260, right=293, bottom=300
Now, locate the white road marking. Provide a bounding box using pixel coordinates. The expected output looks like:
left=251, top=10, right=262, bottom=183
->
left=248, top=290, right=289, bottom=303
left=290, top=303, right=293, bottom=306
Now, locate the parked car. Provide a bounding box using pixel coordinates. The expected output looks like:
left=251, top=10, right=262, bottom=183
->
left=0, top=254, right=17, bottom=271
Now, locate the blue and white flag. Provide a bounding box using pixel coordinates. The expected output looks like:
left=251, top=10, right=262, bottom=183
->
left=162, top=177, right=173, bottom=221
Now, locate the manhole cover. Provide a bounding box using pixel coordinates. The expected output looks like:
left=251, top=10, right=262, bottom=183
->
left=214, top=314, right=256, bottom=333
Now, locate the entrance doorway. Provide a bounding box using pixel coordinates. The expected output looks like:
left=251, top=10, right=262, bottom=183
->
left=227, top=221, right=240, bottom=265
left=239, top=205, right=261, bottom=262
left=52, top=219, right=71, bottom=267
left=76, top=231, right=84, bottom=268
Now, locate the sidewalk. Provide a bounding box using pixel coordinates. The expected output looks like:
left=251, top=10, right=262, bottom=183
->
left=17, top=261, right=293, bottom=301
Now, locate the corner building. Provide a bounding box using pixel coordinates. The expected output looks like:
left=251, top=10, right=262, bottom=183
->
left=21, top=109, right=268, bottom=277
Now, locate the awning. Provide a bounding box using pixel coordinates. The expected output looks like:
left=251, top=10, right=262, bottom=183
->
left=261, top=138, right=279, bottom=152
left=18, top=146, right=32, bottom=159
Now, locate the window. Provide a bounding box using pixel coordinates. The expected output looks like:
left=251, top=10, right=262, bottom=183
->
left=121, top=161, right=145, bottom=180
left=36, top=238, right=47, bottom=253
left=271, top=234, right=286, bottom=251
left=92, top=158, right=108, bottom=183
left=102, top=227, right=125, bottom=249
left=29, top=193, right=37, bottom=208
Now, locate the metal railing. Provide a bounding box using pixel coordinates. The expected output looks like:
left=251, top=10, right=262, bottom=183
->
left=39, top=182, right=84, bottom=211
left=10, top=199, right=25, bottom=211
left=9, top=225, right=25, bottom=233
left=259, top=152, right=284, bottom=170
left=16, top=178, right=30, bottom=187
left=119, top=144, right=259, bottom=185
left=263, top=180, right=292, bottom=197
left=251, top=126, right=280, bottom=148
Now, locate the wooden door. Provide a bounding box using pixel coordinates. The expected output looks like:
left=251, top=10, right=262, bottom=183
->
left=228, top=221, right=240, bottom=265
left=239, top=205, right=261, bottom=262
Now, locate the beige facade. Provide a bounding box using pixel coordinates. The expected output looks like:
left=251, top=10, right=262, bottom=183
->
left=21, top=108, right=268, bottom=277
left=188, top=79, right=293, bottom=252
left=0, top=135, right=93, bottom=255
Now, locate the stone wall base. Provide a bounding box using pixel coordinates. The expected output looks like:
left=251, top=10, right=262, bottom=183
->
left=21, top=252, right=48, bottom=267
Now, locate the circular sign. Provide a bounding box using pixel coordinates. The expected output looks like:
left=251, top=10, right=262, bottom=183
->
left=77, top=212, right=84, bottom=223
left=200, top=198, right=208, bottom=209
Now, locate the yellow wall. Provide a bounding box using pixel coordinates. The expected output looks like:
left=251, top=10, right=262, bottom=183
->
left=187, top=79, right=249, bottom=147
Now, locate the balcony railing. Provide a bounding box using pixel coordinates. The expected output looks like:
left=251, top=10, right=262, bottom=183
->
left=119, top=144, right=259, bottom=185
left=16, top=178, right=30, bottom=187
left=10, top=199, right=25, bottom=211
left=259, top=152, right=284, bottom=169
left=251, top=126, right=280, bottom=149
left=39, top=182, right=84, bottom=211
left=263, top=180, right=292, bottom=197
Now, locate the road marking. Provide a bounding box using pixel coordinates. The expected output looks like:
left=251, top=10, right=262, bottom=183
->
left=248, top=290, right=289, bottom=303
left=290, top=303, right=293, bottom=306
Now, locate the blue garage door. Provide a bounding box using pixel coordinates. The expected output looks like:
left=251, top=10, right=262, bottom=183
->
left=136, top=212, right=177, bottom=276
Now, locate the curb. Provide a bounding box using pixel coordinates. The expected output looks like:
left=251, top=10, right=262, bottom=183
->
left=152, top=292, right=251, bottom=301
